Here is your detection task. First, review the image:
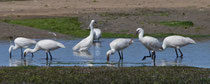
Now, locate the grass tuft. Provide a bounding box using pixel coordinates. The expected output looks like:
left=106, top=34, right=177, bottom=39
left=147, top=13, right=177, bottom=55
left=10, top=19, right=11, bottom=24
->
left=2, top=17, right=90, bottom=38
left=0, top=66, right=209, bottom=83
left=158, top=21, right=194, bottom=27
left=1, top=18, right=209, bottom=38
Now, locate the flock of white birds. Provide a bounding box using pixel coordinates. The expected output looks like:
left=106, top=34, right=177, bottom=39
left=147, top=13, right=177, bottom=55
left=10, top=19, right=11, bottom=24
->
left=8, top=20, right=196, bottom=64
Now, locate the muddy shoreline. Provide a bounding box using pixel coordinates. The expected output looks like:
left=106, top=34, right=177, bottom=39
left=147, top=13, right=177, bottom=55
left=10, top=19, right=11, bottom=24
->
left=0, top=0, right=209, bottom=39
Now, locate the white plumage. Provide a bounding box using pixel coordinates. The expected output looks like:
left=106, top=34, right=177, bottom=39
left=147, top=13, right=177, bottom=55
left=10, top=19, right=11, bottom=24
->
left=73, top=20, right=95, bottom=51
left=136, top=28, right=162, bottom=63
left=23, top=39, right=65, bottom=60
left=162, top=35, right=196, bottom=58
left=93, top=28, right=102, bottom=41
left=9, top=37, right=36, bottom=58
left=106, top=38, right=133, bottom=61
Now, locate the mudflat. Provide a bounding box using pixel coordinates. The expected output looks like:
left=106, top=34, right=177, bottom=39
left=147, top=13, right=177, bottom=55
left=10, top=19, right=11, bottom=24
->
left=0, top=0, right=210, bottom=38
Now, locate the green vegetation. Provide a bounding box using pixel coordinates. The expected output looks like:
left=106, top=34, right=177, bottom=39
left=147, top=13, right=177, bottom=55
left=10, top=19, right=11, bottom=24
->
left=159, top=21, right=194, bottom=27
left=0, top=66, right=209, bottom=83
left=2, top=18, right=89, bottom=38
left=1, top=18, right=209, bottom=38
left=100, top=12, right=169, bottom=17
left=93, top=0, right=97, bottom=2
left=1, top=18, right=136, bottom=38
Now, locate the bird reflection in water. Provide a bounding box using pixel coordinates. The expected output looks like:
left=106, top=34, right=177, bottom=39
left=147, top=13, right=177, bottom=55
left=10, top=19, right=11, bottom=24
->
left=92, top=42, right=101, bottom=57
left=155, top=58, right=183, bottom=66
left=174, top=57, right=183, bottom=66
left=46, top=59, right=52, bottom=66
left=73, top=51, right=93, bottom=66
left=73, top=51, right=92, bottom=57
left=9, top=58, right=33, bottom=66
left=93, top=41, right=101, bottom=48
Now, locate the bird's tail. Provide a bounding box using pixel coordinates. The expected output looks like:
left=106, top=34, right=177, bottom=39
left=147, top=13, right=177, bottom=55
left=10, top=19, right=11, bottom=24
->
left=186, top=37, right=196, bottom=44
left=57, top=42, right=65, bottom=48
left=72, top=44, right=79, bottom=51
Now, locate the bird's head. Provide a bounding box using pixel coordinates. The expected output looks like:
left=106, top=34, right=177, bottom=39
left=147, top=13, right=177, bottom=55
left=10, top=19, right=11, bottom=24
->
left=106, top=50, right=114, bottom=62
left=91, top=20, right=95, bottom=23
left=129, top=39, right=134, bottom=45
left=88, top=20, right=97, bottom=29
left=23, top=48, right=32, bottom=57
left=135, top=28, right=144, bottom=35
left=159, top=47, right=164, bottom=51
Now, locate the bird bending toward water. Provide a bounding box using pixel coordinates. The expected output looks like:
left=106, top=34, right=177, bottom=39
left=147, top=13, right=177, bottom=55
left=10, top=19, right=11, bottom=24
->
left=162, top=35, right=196, bottom=58
left=106, top=38, right=133, bottom=61
left=24, top=39, right=65, bottom=60
left=73, top=20, right=96, bottom=51
left=9, top=37, right=36, bottom=58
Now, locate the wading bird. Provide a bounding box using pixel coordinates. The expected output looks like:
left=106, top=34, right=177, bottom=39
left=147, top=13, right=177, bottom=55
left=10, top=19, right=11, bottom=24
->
left=93, top=28, right=101, bottom=41
left=106, top=38, right=133, bottom=61
left=135, top=28, right=162, bottom=65
left=86, top=21, right=101, bottom=42
left=24, top=39, right=65, bottom=60
left=162, top=35, right=196, bottom=58
left=73, top=20, right=96, bottom=51
left=9, top=37, right=36, bottom=58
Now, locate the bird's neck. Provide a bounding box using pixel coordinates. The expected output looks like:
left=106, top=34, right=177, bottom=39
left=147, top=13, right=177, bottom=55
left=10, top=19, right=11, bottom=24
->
left=162, top=44, right=166, bottom=50
left=138, top=31, right=144, bottom=41
left=29, top=45, right=40, bottom=53
left=89, top=24, right=94, bottom=37
left=9, top=45, right=14, bottom=53
left=111, top=49, right=116, bottom=53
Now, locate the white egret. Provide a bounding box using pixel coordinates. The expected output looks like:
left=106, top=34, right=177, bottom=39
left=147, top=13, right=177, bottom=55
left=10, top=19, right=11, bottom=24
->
left=9, top=37, right=36, bottom=58
left=136, top=28, right=162, bottom=63
left=162, top=35, right=196, bottom=58
left=106, top=38, right=133, bottom=61
left=23, top=39, right=65, bottom=60
left=73, top=20, right=96, bottom=51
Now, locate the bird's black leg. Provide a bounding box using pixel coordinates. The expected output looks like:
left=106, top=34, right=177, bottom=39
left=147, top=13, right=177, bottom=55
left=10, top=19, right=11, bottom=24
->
left=142, top=50, right=152, bottom=60
left=152, top=51, right=156, bottom=66
left=121, top=51, right=123, bottom=59
left=21, top=48, right=23, bottom=58
left=142, top=56, right=152, bottom=60
left=178, top=49, right=183, bottom=58
left=49, top=51, right=52, bottom=60
left=31, top=53, right=34, bottom=58
left=10, top=52, right=12, bottom=59
left=153, top=51, right=156, bottom=63
left=148, top=50, right=151, bottom=56
left=46, top=52, right=48, bottom=60
left=175, top=48, right=179, bottom=58
left=118, top=51, right=122, bottom=59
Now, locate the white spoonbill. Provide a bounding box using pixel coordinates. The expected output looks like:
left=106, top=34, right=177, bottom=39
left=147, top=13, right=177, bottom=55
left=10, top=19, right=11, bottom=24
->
left=9, top=37, right=36, bottom=58
left=93, top=28, right=101, bottom=41
left=73, top=20, right=96, bottom=51
left=87, top=23, right=101, bottom=41
left=162, top=35, right=196, bottom=58
left=23, top=39, right=65, bottom=60
left=106, top=38, right=133, bottom=61
left=135, top=28, right=162, bottom=63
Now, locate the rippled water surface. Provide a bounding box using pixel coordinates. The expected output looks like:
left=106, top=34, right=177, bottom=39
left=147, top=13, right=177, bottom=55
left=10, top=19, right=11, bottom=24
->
left=1, top=38, right=210, bottom=68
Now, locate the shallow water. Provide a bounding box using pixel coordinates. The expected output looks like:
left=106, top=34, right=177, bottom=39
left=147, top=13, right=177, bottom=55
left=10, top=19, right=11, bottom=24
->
left=2, top=38, right=210, bottom=68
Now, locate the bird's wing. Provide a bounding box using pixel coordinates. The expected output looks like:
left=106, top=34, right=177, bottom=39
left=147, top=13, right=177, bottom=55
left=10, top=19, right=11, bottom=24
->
left=111, top=38, right=131, bottom=50
left=143, top=36, right=162, bottom=50
left=15, top=38, right=36, bottom=47
left=73, top=36, right=92, bottom=51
